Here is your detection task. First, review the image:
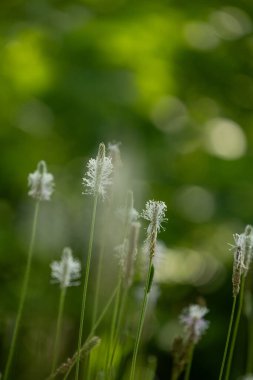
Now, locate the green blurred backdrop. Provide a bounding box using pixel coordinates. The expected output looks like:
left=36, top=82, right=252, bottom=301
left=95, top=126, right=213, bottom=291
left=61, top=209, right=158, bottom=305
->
left=1, top=0, right=253, bottom=379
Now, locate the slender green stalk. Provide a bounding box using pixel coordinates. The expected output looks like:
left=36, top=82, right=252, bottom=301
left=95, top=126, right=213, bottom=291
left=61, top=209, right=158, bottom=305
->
left=105, top=276, right=122, bottom=377
left=129, top=257, right=153, bottom=380
left=225, top=276, right=246, bottom=380
left=184, top=344, right=194, bottom=380
left=3, top=201, right=40, bottom=380
left=75, top=194, right=98, bottom=380
left=109, top=285, right=128, bottom=370
left=51, top=287, right=67, bottom=374
left=92, top=240, right=106, bottom=327
left=62, top=282, right=120, bottom=380
left=218, top=295, right=237, bottom=380
left=246, top=312, right=253, bottom=373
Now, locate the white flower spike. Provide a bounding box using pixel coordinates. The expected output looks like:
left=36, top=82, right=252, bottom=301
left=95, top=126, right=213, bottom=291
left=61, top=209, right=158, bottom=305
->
left=50, top=247, right=81, bottom=288
left=141, top=200, right=167, bottom=257
left=180, top=304, right=209, bottom=343
left=28, top=160, right=54, bottom=201
left=82, top=143, right=113, bottom=200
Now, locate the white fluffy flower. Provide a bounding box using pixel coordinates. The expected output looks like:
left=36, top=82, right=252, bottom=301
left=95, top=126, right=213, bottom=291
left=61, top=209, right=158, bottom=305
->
left=141, top=200, right=167, bottom=257
left=28, top=161, right=54, bottom=201
left=82, top=143, right=113, bottom=200
left=180, top=304, right=209, bottom=343
left=50, top=247, right=81, bottom=288
left=141, top=200, right=167, bottom=233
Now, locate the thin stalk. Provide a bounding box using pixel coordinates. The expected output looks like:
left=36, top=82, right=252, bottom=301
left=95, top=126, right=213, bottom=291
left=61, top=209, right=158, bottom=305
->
left=218, top=295, right=237, bottom=380
left=246, top=313, right=253, bottom=373
left=184, top=344, right=194, bottom=380
left=92, top=240, right=106, bottom=327
left=109, top=284, right=128, bottom=370
left=225, top=276, right=246, bottom=380
left=51, top=287, right=67, bottom=374
left=3, top=201, right=40, bottom=380
left=105, top=276, right=122, bottom=377
left=129, top=257, right=153, bottom=380
left=75, top=194, right=98, bottom=380
left=63, top=282, right=120, bottom=380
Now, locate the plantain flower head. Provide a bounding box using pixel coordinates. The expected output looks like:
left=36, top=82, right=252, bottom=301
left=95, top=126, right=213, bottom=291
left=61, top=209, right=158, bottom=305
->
left=141, top=200, right=167, bottom=257
left=179, top=304, right=209, bottom=343
left=50, top=247, right=81, bottom=288
left=82, top=143, right=113, bottom=200
left=28, top=160, right=54, bottom=201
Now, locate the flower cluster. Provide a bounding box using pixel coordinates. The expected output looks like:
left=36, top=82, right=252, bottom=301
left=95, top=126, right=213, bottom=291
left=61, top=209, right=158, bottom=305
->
left=50, top=247, right=81, bottom=288
left=82, top=143, right=113, bottom=200
left=179, top=304, right=209, bottom=343
left=28, top=161, right=54, bottom=201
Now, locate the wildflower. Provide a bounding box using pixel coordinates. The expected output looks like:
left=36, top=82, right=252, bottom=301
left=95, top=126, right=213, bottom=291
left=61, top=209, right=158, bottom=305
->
left=229, top=225, right=253, bottom=297
left=82, top=143, right=113, bottom=200
left=50, top=247, right=81, bottom=288
left=28, top=160, right=54, bottom=201
left=141, top=200, right=167, bottom=257
left=179, top=304, right=209, bottom=343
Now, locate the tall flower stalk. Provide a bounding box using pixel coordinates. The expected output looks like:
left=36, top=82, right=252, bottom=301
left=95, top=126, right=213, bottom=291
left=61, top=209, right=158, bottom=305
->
left=224, top=225, right=253, bottom=380
left=3, top=161, right=54, bottom=380
left=171, top=304, right=209, bottom=380
left=219, top=225, right=253, bottom=380
left=129, top=200, right=167, bottom=380
left=50, top=247, right=81, bottom=374
left=75, top=143, right=113, bottom=380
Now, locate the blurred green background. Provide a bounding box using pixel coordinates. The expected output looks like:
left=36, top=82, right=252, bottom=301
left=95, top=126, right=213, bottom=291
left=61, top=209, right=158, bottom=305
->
left=1, top=0, right=253, bottom=379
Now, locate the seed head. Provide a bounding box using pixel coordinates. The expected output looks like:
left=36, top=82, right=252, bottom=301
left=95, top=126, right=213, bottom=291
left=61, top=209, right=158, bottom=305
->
left=179, top=304, right=209, bottom=343
left=141, top=200, right=167, bottom=257
left=82, top=143, right=113, bottom=200
left=28, top=160, right=54, bottom=201
left=50, top=247, right=81, bottom=288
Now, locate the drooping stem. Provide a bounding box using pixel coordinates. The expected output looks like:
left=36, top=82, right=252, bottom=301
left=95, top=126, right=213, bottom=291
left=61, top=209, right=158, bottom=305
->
left=51, top=287, right=67, bottom=374
left=218, top=295, right=237, bottom=380
left=129, top=256, right=153, bottom=380
left=3, top=201, right=40, bottom=380
left=184, top=344, right=194, bottom=380
left=225, top=276, right=246, bottom=380
left=75, top=194, right=98, bottom=380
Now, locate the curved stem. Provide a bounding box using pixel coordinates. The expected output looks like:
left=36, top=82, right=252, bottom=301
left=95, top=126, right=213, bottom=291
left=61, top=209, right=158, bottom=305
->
left=3, top=201, right=40, bottom=380
left=225, top=276, right=246, bottom=380
left=218, top=295, right=237, bottom=380
left=184, top=344, right=194, bottom=380
left=51, top=287, right=66, bottom=374
left=129, top=257, right=153, bottom=380
left=75, top=194, right=98, bottom=380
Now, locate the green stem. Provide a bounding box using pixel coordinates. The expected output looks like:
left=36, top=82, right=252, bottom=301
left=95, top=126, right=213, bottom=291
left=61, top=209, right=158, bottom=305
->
left=3, top=201, right=40, bottom=380
left=92, top=241, right=105, bottom=328
left=51, top=287, right=66, bottom=374
left=184, top=344, right=194, bottom=380
left=105, top=276, right=122, bottom=378
left=218, top=295, right=237, bottom=380
left=75, top=194, right=98, bottom=380
left=246, top=312, right=253, bottom=373
left=225, top=276, right=246, bottom=380
left=109, top=285, right=128, bottom=370
left=63, top=282, right=120, bottom=380
left=129, top=257, right=153, bottom=380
